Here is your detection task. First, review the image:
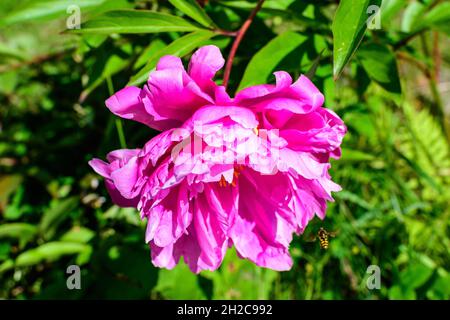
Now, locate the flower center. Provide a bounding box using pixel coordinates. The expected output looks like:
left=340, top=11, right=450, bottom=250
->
left=218, top=165, right=244, bottom=187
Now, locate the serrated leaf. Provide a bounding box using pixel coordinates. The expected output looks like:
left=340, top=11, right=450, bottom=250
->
left=332, top=0, right=381, bottom=79
left=169, top=0, right=216, bottom=28
left=128, top=30, right=215, bottom=86
left=237, top=31, right=307, bottom=91
left=71, top=10, right=202, bottom=34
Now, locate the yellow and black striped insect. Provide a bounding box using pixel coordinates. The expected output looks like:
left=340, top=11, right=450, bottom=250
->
left=317, top=227, right=337, bottom=249
left=305, top=227, right=337, bottom=250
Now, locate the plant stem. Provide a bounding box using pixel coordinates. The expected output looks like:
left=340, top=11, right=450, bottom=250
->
left=106, top=76, right=127, bottom=149
left=222, top=0, right=265, bottom=89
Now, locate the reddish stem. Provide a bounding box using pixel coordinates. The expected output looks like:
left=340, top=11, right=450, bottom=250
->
left=222, top=0, right=265, bottom=89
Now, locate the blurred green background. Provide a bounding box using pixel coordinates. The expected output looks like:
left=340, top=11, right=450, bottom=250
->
left=0, top=0, right=449, bottom=300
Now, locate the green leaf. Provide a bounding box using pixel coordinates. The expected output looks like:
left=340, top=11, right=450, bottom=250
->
left=381, top=0, right=407, bottom=28
left=133, top=38, right=167, bottom=70
left=39, top=197, right=79, bottom=240
left=169, top=0, right=216, bottom=28
left=0, top=259, right=14, bottom=274
left=401, top=2, right=426, bottom=33
left=0, top=43, right=26, bottom=60
left=416, top=2, right=450, bottom=34
left=60, top=227, right=95, bottom=243
left=153, top=261, right=205, bottom=299
left=340, top=148, right=376, bottom=162
left=332, top=0, right=381, bottom=79
left=237, top=31, right=307, bottom=91
left=357, top=43, right=401, bottom=93
left=0, top=223, right=38, bottom=247
left=15, top=242, right=90, bottom=267
left=400, top=261, right=435, bottom=290
left=203, top=248, right=278, bottom=299
left=305, top=50, right=325, bottom=80
left=80, top=44, right=132, bottom=101
left=1, top=0, right=131, bottom=27
left=71, top=10, right=202, bottom=34
left=129, top=30, right=215, bottom=86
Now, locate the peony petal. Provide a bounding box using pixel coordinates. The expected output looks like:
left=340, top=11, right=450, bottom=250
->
left=150, top=241, right=180, bottom=270
left=88, top=158, right=111, bottom=178
left=143, top=68, right=213, bottom=131
left=230, top=170, right=294, bottom=271
left=192, top=105, right=258, bottom=129
left=156, top=55, right=184, bottom=70
left=105, top=86, right=155, bottom=127
left=105, top=179, right=139, bottom=208
left=188, top=45, right=225, bottom=95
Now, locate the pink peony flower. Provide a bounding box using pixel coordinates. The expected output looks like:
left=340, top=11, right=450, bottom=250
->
left=89, top=45, right=346, bottom=273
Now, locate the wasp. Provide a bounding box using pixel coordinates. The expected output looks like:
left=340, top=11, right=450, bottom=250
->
left=305, top=227, right=337, bottom=249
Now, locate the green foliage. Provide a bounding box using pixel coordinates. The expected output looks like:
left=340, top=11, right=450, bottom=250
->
left=129, top=30, right=216, bottom=86
left=73, top=10, right=203, bottom=34
left=238, top=31, right=307, bottom=90
left=332, top=0, right=381, bottom=78
left=0, top=0, right=449, bottom=300
left=169, top=0, right=216, bottom=28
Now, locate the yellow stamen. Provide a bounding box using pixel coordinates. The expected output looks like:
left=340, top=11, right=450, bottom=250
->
left=218, top=166, right=244, bottom=188
left=219, top=176, right=227, bottom=187
left=253, top=127, right=259, bottom=135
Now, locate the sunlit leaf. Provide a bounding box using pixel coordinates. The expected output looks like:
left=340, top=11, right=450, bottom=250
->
left=71, top=10, right=202, bottom=34
left=0, top=223, right=38, bottom=247
left=332, top=0, right=381, bottom=79
left=357, top=43, right=401, bottom=93
left=1, top=0, right=132, bottom=26
left=169, top=0, right=216, bottom=28
left=15, top=242, right=90, bottom=267
left=129, top=30, right=215, bottom=86
left=238, top=31, right=307, bottom=91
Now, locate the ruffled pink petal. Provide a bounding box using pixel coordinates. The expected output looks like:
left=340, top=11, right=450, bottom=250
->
left=150, top=241, right=181, bottom=270
left=142, top=67, right=214, bottom=131
left=233, top=71, right=290, bottom=102
left=89, top=158, right=112, bottom=178
left=156, top=55, right=184, bottom=70
left=230, top=170, right=294, bottom=271
left=88, top=149, right=142, bottom=207
left=145, top=183, right=191, bottom=247
left=105, top=86, right=155, bottom=128
left=110, top=156, right=141, bottom=199
left=235, top=72, right=323, bottom=115
left=192, top=105, right=258, bottom=129
left=105, top=179, right=139, bottom=208
left=188, top=45, right=225, bottom=96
